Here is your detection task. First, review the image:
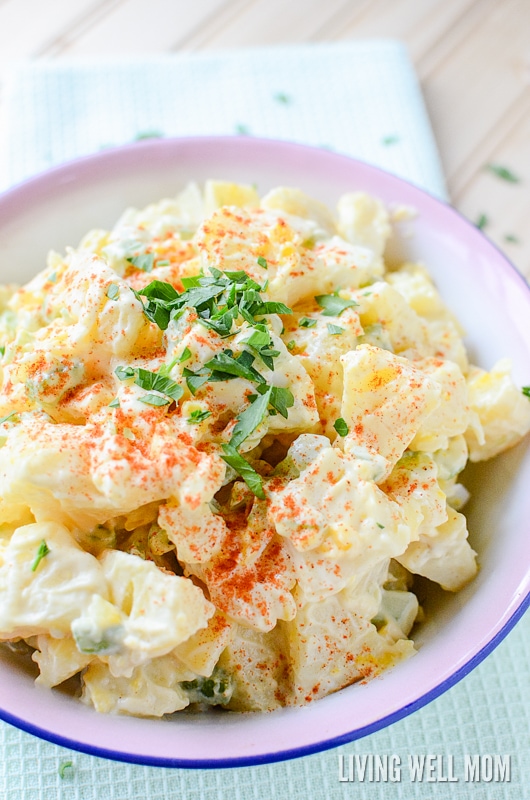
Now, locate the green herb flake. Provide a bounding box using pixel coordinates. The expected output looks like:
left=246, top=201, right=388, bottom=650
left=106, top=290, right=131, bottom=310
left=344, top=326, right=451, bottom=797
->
left=116, top=365, right=183, bottom=404
left=0, top=411, right=17, bottom=424
left=274, top=92, right=292, bottom=104
left=327, top=323, right=344, bottom=335
left=188, top=409, right=212, bottom=424
left=235, top=123, right=250, bottom=136
left=257, top=256, right=268, bottom=269
left=179, top=347, right=192, bottom=363
left=127, top=253, right=155, bottom=273
left=522, top=386, right=530, bottom=399
left=286, top=340, right=296, bottom=351
left=476, top=213, right=489, bottom=230
left=376, top=523, right=385, bottom=529
left=156, top=259, right=170, bottom=267
left=58, top=761, right=74, bottom=780
left=333, top=417, right=349, bottom=437
left=31, top=540, right=50, bottom=572
left=135, top=130, right=163, bottom=141
left=115, top=365, right=136, bottom=381
left=299, top=317, right=318, bottom=328
left=269, top=386, right=294, bottom=419
left=315, top=293, right=358, bottom=317
left=221, top=444, right=265, bottom=499
left=107, top=283, right=120, bottom=300
left=382, top=134, right=400, bottom=146
left=138, top=393, right=171, bottom=406
left=485, top=164, right=520, bottom=183
left=230, top=388, right=271, bottom=449
left=108, top=398, right=120, bottom=408
left=504, top=233, right=520, bottom=244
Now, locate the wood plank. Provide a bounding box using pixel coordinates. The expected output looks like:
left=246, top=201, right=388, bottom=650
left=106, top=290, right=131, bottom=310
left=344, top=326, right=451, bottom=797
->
left=455, top=101, right=530, bottom=280
left=0, top=0, right=117, bottom=66
left=50, top=0, right=239, bottom=56
left=187, top=0, right=356, bottom=49
left=414, top=0, right=530, bottom=186
left=317, top=0, right=480, bottom=62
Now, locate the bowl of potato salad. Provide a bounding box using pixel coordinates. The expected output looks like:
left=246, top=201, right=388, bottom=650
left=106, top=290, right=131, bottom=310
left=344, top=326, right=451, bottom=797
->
left=0, top=137, right=529, bottom=767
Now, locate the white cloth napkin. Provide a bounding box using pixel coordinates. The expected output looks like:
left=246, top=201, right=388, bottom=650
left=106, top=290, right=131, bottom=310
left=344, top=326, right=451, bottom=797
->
left=0, top=41, right=447, bottom=198
left=0, top=40, right=528, bottom=800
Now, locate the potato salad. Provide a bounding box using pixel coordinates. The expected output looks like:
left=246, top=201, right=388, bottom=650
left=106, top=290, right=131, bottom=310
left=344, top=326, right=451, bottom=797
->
left=1, top=180, right=529, bottom=716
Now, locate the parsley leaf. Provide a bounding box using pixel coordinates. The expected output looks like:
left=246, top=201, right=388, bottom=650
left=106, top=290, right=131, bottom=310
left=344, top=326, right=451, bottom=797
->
left=257, top=256, right=268, bottom=269
left=333, top=418, right=349, bottom=436
left=485, top=164, right=520, bottom=183
left=269, top=386, right=294, bottom=419
left=188, top=409, right=211, bottom=424
left=315, top=293, right=358, bottom=316
left=183, top=366, right=211, bottom=395
left=327, top=323, right=344, bottom=335
left=230, top=388, right=271, bottom=449
left=31, top=540, right=50, bottom=572
left=221, top=444, right=265, bottom=499
left=139, top=393, right=171, bottom=406
left=127, top=253, right=155, bottom=272
left=476, top=213, right=489, bottom=231
left=115, top=365, right=183, bottom=403
left=58, top=761, right=74, bottom=780
left=205, top=351, right=266, bottom=384
left=107, top=283, right=120, bottom=300
left=299, top=317, right=317, bottom=328
left=522, top=386, right=530, bottom=399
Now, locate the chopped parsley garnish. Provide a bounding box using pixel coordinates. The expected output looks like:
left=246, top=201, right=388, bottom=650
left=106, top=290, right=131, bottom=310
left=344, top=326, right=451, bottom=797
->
left=138, top=393, right=171, bottom=406
left=58, top=761, right=74, bottom=780
left=135, top=130, right=163, bottom=140
left=106, top=283, right=120, bottom=300
left=229, top=388, right=272, bottom=449
left=485, top=164, right=520, bottom=183
left=286, top=340, right=296, bottom=351
left=188, top=409, right=212, bottom=424
left=315, top=293, right=358, bottom=316
left=333, top=417, right=349, bottom=437
left=235, top=123, right=250, bottom=136
left=130, top=270, right=297, bottom=498
left=522, top=386, right=530, bottom=399
left=476, top=213, right=488, bottom=231
left=274, top=92, right=292, bottom=104
left=221, top=443, right=265, bottom=500
left=127, top=253, right=154, bottom=272
left=327, top=323, right=344, bottom=335
left=382, top=134, right=400, bottom=146
left=31, top=540, right=50, bottom=572
left=108, top=398, right=120, bottom=408
left=504, top=233, right=520, bottom=244
left=257, top=256, right=268, bottom=269
left=0, top=411, right=17, bottom=424
left=115, top=365, right=183, bottom=404
left=0, top=345, right=4, bottom=356
left=136, top=269, right=291, bottom=334
left=299, top=317, right=317, bottom=328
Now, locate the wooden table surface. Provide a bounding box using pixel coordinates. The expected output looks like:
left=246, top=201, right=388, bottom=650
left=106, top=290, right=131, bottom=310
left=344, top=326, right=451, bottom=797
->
left=0, top=0, right=529, bottom=278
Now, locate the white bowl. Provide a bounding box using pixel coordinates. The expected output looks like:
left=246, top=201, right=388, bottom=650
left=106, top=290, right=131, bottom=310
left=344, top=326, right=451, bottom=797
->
left=0, top=137, right=529, bottom=767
